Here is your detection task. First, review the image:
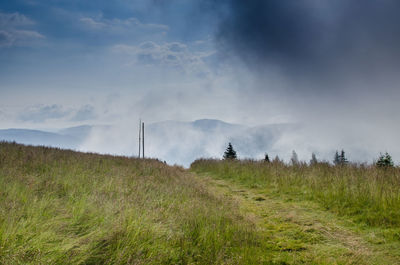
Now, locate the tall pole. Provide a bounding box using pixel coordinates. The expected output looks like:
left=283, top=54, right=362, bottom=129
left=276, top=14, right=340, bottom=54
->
left=142, top=122, right=145, bottom=158
left=138, top=119, right=141, bottom=158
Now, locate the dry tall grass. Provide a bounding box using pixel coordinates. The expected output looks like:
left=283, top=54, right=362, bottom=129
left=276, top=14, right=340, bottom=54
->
left=0, top=142, right=272, bottom=264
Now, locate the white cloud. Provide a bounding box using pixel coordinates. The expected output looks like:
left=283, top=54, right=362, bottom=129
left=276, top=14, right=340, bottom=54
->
left=0, top=11, right=44, bottom=48
left=0, top=12, right=34, bottom=27
left=13, top=29, right=44, bottom=39
left=70, top=105, right=97, bottom=122
left=19, top=104, right=71, bottom=123
left=79, top=17, right=105, bottom=29
left=80, top=16, right=169, bottom=33
left=16, top=104, right=98, bottom=124
left=113, top=41, right=215, bottom=75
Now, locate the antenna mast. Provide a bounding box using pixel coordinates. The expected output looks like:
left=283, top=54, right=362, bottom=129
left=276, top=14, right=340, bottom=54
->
left=138, top=119, right=141, bottom=158
left=142, top=122, right=145, bottom=158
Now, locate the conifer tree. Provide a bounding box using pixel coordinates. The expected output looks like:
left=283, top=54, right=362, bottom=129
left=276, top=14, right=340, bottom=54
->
left=334, top=150, right=348, bottom=165
left=333, top=151, right=340, bottom=165
left=264, top=153, right=270, bottom=162
left=376, top=152, right=394, bottom=168
left=310, top=153, right=318, bottom=165
left=291, top=150, right=299, bottom=165
left=340, top=150, right=348, bottom=165
left=223, top=142, right=237, bottom=160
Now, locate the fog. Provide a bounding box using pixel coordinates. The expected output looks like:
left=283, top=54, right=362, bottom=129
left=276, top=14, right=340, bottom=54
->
left=2, top=0, right=400, bottom=166
left=77, top=1, right=400, bottom=165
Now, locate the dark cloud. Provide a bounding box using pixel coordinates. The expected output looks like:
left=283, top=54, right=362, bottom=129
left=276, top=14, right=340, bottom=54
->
left=217, top=1, right=321, bottom=66
left=149, top=0, right=400, bottom=92
left=209, top=0, right=400, bottom=91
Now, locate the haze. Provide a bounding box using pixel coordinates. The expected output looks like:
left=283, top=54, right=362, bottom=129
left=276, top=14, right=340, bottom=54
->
left=1, top=0, right=400, bottom=166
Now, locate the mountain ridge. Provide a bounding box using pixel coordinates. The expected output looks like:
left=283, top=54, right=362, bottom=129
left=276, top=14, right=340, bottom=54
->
left=0, top=119, right=295, bottom=166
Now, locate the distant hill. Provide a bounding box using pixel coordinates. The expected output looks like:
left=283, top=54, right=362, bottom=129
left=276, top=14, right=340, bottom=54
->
left=191, top=119, right=244, bottom=131
left=0, top=128, right=81, bottom=149
left=58, top=125, right=93, bottom=138
left=0, top=120, right=296, bottom=166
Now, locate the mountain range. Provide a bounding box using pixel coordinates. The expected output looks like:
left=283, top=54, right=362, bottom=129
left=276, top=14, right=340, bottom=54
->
left=0, top=119, right=296, bottom=166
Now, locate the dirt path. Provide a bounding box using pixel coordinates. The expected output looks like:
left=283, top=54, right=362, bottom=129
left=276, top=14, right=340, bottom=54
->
left=201, top=176, right=400, bottom=265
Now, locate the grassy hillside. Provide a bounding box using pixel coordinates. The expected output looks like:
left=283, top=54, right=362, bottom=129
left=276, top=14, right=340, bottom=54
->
left=2, top=142, right=400, bottom=264
left=191, top=159, right=400, bottom=228
left=0, top=142, right=272, bottom=264
left=191, top=159, right=400, bottom=263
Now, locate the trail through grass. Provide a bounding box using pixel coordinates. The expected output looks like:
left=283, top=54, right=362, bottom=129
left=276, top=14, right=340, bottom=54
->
left=200, top=176, right=400, bottom=264
left=192, top=159, right=400, bottom=264
left=2, top=143, right=400, bottom=264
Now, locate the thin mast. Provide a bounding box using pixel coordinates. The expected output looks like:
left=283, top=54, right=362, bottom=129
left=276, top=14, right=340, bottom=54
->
left=142, top=122, right=145, bottom=158
left=138, top=119, right=141, bottom=158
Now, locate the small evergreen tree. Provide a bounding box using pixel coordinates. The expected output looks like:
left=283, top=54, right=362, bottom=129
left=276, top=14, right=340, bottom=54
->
left=264, top=153, right=270, bottom=163
left=376, top=152, right=394, bottom=168
left=333, top=151, right=340, bottom=165
left=223, top=142, right=237, bottom=160
left=310, top=153, right=318, bottom=165
left=291, top=150, right=299, bottom=165
left=334, top=149, right=348, bottom=165
left=340, top=150, right=348, bottom=165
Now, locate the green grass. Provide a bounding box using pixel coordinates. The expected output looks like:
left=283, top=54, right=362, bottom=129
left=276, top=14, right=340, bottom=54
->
left=2, top=142, right=400, bottom=264
left=190, top=159, right=400, bottom=236
left=191, top=159, right=400, bottom=264
left=0, top=142, right=275, bottom=264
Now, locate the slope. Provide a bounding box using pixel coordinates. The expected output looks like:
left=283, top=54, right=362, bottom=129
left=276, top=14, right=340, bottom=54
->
left=191, top=159, right=400, bottom=264
left=0, top=142, right=272, bottom=264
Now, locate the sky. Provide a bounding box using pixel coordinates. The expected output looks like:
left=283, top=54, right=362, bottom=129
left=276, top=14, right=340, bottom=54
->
left=1, top=0, right=400, bottom=164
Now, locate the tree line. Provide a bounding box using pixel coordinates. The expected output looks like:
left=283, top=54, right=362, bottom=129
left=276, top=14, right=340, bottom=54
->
left=223, top=142, right=395, bottom=168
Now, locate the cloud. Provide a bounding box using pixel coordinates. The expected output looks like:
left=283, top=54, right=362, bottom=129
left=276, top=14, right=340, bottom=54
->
left=0, top=11, right=34, bottom=27
left=211, top=0, right=400, bottom=93
left=70, top=104, right=97, bottom=121
left=138, top=0, right=400, bottom=165
left=0, top=11, right=44, bottom=47
left=0, top=30, right=13, bottom=47
left=17, top=104, right=98, bottom=123
left=113, top=41, right=215, bottom=74
left=80, top=15, right=169, bottom=33
left=19, top=104, right=71, bottom=123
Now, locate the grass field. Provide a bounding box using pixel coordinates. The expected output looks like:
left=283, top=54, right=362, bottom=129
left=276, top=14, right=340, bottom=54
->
left=0, top=142, right=273, bottom=264
left=191, top=159, right=400, bottom=264
left=191, top=159, right=400, bottom=228
left=1, top=142, right=400, bottom=264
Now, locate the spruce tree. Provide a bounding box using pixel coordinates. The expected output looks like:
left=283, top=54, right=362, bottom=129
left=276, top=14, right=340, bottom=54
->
left=223, top=142, right=237, bottom=160
left=333, top=151, right=340, bottom=165
left=376, top=152, right=394, bottom=168
left=291, top=150, right=299, bottom=165
left=334, top=150, right=348, bottom=165
left=264, top=153, right=270, bottom=163
left=340, top=150, right=348, bottom=165
left=310, top=153, right=318, bottom=165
